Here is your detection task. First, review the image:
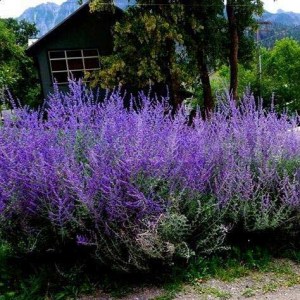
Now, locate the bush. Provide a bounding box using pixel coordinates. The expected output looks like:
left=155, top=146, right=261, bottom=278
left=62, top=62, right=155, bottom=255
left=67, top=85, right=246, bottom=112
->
left=0, top=81, right=299, bottom=271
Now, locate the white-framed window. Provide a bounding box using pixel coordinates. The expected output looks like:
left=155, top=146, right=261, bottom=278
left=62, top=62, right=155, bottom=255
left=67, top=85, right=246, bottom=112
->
left=48, top=49, right=100, bottom=84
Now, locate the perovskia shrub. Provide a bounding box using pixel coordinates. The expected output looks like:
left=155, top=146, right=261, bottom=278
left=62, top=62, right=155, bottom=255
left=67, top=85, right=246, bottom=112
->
left=0, top=81, right=299, bottom=271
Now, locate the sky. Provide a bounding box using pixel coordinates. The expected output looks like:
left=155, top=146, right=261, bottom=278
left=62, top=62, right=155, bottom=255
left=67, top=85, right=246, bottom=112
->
left=1, top=0, right=300, bottom=19
left=263, top=0, right=300, bottom=13
left=0, top=0, right=66, bottom=18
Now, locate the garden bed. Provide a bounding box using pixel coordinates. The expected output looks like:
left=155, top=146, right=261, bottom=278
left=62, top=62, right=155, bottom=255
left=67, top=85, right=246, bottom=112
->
left=0, top=81, right=300, bottom=298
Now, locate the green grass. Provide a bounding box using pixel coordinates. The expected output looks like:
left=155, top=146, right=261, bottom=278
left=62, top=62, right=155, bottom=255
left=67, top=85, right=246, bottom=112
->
left=1, top=242, right=300, bottom=300
left=0, top=242, right=96, bottom=299
left=194, top=286, right=232, bottom=299
left=153, top=282, right=183, bottom=300
left=182, top=246, right=272, bottom=283
left=262, top=282, right=279, bottom=293
left=151, top=246, right=275, bottom=299
left=242, top=288, right=256, bottom=297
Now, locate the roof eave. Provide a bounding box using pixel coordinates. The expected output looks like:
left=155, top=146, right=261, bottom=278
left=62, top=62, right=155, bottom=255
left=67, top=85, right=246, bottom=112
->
left=26, top=1, right=123, bottom=56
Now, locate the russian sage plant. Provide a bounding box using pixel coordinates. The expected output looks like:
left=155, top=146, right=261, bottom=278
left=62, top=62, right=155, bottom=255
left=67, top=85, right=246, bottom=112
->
left=0, top=81, right=299, bottom=270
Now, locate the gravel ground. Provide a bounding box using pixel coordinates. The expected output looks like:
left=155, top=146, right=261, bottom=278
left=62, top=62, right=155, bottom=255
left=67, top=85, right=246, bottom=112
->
left=81, top=285, right=300, bottom=300
left=174, top=285, right=300, bottom=300
left=248, top=286, right=300, bottom=300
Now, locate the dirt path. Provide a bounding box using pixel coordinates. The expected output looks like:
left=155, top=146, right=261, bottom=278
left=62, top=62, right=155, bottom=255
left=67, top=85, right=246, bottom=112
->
left=174, top=284, right=300, bottom=300
left=248, top=285, right=300, bottom=300
left=82, top=285, right=300, bottom=300
left=82, top=282, right=300, bottom=300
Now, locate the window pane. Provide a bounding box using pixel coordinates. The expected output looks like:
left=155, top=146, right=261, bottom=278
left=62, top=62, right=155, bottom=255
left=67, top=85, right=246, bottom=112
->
left=68, top=58, right=84, bottom=70
left=66, top=50, right=82, bottom=58
left=51, top=60, right=67, bottom=71
left=50, top=49, right=101, bottom=85
left=83, top=49, right=98, bottom=57
left=84, top=57, right=100, bottom=69
left=49, top=51, right=65, bottom=59
left=69, top=70, right=84, bottom=80
left=53, top=72, right=68, bottom=84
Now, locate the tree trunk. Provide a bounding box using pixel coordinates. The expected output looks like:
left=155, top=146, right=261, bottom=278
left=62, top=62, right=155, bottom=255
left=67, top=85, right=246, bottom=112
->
left=226, top=1, right=239, bottom=100
left=164, top=38, right=184, bottom=111
left=197, top=49, right=214, bottom=115
left=169, top=72, right=182, bottom=111
left=181, top=7, right=214, bottom=115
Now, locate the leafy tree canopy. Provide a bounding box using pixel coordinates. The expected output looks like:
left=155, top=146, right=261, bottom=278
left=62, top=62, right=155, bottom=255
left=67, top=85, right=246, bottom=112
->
left=4, top=18, right=38, bottom=46
left=263, top=38, right=300, bottom=112
left=212, top=38, right=300, bottom=113
left=89, top=0, right=263, bottom=111
left=0, top=19, right=41, bottom=107
left=0, top=19, right=23, bottom=90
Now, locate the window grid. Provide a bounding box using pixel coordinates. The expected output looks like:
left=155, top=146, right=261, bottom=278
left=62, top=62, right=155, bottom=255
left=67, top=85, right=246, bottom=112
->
left=48, top=49, right=100, bottom=84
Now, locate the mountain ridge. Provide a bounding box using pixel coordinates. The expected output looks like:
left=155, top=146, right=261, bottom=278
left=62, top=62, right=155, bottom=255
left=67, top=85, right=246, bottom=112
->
left=18, top=0, right=82, bottom=37
left=18, top=0, right=132, bottom=37
left=261, top=10, right=300, bottom=26
left=17, top=2, right=300, bottom=39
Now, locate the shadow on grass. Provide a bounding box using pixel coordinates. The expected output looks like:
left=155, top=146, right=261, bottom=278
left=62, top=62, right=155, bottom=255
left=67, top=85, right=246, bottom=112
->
left=1, top=231, right=300, bottom=300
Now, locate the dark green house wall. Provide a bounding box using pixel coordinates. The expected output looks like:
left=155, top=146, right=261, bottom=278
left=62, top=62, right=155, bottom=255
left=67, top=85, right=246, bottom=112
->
left=27, top=4, right=121, bottom=97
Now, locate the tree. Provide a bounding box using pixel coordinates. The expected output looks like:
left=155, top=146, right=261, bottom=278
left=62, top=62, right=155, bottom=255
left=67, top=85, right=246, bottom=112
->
left=89, top=0, right=263, bottom=111
left=89, top=1, right=189, bottom=109
left=4, top=18, right=38, bottom=46
left=89, top=0, right=226, bottom=112
left=226, top=0, right=263, bottom=100
left=178, top=0, right=225, bottom=112
left=263, top=38, right=300, bottom=112
left=212, top=38, right=300, bottom=114
left=0, top=19, right=41, bottom=107
left=0, top=20, right=22, bottom=94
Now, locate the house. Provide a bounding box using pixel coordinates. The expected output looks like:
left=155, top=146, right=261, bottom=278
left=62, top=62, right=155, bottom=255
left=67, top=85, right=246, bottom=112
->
left=27, top=2, right=122, bottom=97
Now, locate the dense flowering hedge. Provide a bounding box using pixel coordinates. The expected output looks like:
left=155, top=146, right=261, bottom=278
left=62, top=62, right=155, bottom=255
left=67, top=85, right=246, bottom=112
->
left=0, top=81, right=299, bottom=270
